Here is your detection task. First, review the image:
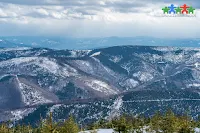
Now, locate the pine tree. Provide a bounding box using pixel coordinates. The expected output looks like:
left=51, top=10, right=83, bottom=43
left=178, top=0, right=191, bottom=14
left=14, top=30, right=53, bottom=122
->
left=150, top=111, right=162, bottom=132
left=113, top=115, right=129, bottom=133
left=196, top=115, right=200, bottom=128
left=177, top=113, right=194, bottom=133
left=125, top=115, right=141, bottom=132
left=19, top=124, right=33, bottom=133
left=40, top=112, right=59, bottom=133
left=160, top=109, right=178, bottom=133
left=60, top=115, right=79, bottom=133
left=0, top=123, right=10, bottom=133
left=90, top=126, right=98, bottom=133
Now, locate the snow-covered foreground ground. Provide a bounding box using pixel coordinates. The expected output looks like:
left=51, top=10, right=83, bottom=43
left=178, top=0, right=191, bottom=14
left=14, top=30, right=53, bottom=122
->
left=195, top=128, right=200, bottom=133
left=79, top=129, right=114, bottom=133
left=80, top=128, right=200, bottom=133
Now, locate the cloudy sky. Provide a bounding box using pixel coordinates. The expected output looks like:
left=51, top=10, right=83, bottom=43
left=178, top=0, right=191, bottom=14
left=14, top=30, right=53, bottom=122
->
left=0, top=0, right=200, bottom=38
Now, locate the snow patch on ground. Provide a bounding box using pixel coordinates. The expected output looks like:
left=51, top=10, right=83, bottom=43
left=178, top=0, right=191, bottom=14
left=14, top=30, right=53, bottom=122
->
left=16, top=76, right=52, bottom=105
left=121, top=61, right=133, bottom=74
left=119, top=79, right=139, bottom=90
left=0, top=57, right=78, bottom=77
left=107, top=97, right=123, bottom=120
left=90, top=52, right=101, bottom=57
left=195, top=128, right=200, bottom=133
left=36, top=58, right=60, bottom=74
left=133, top=71, right=153, bottom=82
left=49, top=104, right=64, bottom=113
left=125, top=79, right=138, bottom=88
left=69, top=50, right=92, bottom=57
left=194, top=62, right=200, bottom=68
left=109, top=55, right=122, bottom=63
left=92, top=57, right=120, bottom=79
left=164, top=52, right=185, bottom=64
left=188, top=83, right=200, bottom=87
left=153, top=47, right=181, bottom=52
left=80, top=129, right=115, bottom=133
left=80, top=127, right=200, bottom=133
left=0, top=57, right=37, bottom=66
left=0, top=47, right=31, bottom=52
left=75, top=60, right=92, bottom=68
left=11, top=108, right=36, bottom=121
left=193, top=52, right=200, bottom=58
left=85, top=80, right=118, bottom=95
left=71, top=60, right=95, bottom=74
left=113, top=97, right=123, bottom=111
left=0, top=74, right=10, bottom=80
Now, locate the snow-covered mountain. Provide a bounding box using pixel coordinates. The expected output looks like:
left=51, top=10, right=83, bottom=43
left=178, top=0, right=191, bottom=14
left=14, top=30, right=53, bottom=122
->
left=1, top=45, right=200, bottom=125
left=1, top=36, right=200, bottom=50
left=0, top=39, right=27, bottom=48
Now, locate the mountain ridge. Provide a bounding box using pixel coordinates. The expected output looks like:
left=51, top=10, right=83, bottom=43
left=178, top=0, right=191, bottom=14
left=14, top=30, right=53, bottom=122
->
left=1, top=36, right=200, bottom=50
left=0, top=45, right=200, bottom=125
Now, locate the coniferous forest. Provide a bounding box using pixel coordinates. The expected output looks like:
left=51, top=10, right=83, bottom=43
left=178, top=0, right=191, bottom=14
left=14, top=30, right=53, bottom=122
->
left=0, top=110, right=200, bottom=133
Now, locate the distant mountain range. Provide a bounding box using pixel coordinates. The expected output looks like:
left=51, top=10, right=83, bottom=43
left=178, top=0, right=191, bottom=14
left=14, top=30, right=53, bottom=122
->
left=1, top=36, right=200, bottom=50
left=0, top=45, right=200, bottom=125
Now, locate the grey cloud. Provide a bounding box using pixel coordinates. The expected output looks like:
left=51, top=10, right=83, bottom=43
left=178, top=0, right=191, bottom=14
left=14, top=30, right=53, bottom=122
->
left=103, top=1, right=146, bottom=8
left=0, top=0, right=199, bottom=21
left=0, top=0, right=97, bottom=6
left=25, top=12, right=48, bottom=18
left=142, top=0, right=200, bottom=8
left=1, top=0, right=199, bottom=16
left=0, top=0, right=199, bottom=18
left=0, top=0, right=199, bottom=6
left=0, top=0, right=52, bottom=5
left=0, top=0, right=148, bottom=9
left=74, top=6, right=104, bottom=15
left=0, top=0, right=200, bottom=38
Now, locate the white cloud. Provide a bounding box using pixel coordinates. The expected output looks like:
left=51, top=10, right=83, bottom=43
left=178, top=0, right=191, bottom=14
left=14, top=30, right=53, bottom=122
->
left=36, top=8, right=49, bottom=16
left=0, top=9, right=7, bottom=17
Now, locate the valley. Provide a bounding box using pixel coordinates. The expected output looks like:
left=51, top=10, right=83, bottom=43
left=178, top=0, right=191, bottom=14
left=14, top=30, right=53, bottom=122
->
left=0, top=46, right=200, bottom=125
